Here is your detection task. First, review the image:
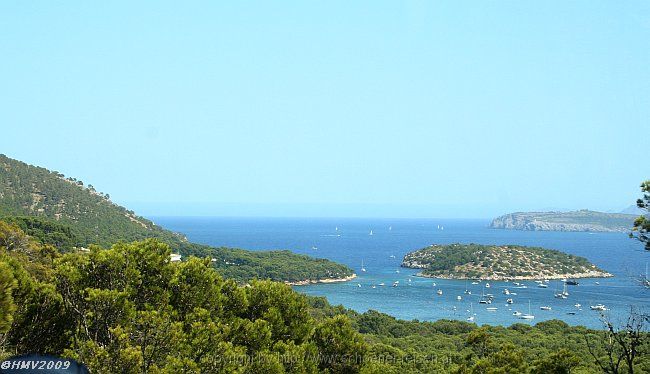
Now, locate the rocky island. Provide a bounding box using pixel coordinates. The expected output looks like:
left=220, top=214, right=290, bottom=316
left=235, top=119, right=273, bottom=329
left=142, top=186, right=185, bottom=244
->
left=401, top=243, right=612, bottom=280
left=489, top=209, right=638, bottom=233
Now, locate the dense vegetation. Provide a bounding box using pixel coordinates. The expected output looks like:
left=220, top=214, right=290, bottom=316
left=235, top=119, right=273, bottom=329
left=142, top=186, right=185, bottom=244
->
left=402, top=243, right=610, bottom=280
left=1, top=222, right=648, bottom=373
left=490, top=210, right=638, bottom=232
left=0, top=155, right=353, bottom=283
left=0, top=154, right=183, bottom=247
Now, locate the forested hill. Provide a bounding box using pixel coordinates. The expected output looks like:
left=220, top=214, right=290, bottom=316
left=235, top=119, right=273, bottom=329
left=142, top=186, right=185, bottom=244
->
left=489, top=210, right=638, bottom=233
left=0, top=154, right=353, bottom=283
left=0, top=154, right=183, bottom=247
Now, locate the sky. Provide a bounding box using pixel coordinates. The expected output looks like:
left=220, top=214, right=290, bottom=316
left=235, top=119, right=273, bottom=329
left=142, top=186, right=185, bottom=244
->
left=1, top=1, right=648, bottom=218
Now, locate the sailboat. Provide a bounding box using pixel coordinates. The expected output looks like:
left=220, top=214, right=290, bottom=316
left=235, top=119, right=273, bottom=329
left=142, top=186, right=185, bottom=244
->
left=464, top=280, right=471, bottom=294
left=519, top=301, right=535, bottom=320
left=369, top=230, right=373, bottom=236
left=554, top=282, right=568, bottom=299
left=478, top=287, right=491, bottom=304
left=361, top=260, right=366, bottom=272
left=467, top=303, right=475, bottom=322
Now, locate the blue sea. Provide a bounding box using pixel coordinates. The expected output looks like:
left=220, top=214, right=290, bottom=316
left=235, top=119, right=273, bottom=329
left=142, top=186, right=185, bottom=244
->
left=153, top=217, right=649, bottom=329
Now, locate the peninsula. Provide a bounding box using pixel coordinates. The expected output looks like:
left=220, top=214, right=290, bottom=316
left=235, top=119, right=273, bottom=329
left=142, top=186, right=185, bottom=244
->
left=0, top=154, right=354, bottom=284
left=489, top=210, right=638, bottom=233
left=401, top=243, right=612, bottom=280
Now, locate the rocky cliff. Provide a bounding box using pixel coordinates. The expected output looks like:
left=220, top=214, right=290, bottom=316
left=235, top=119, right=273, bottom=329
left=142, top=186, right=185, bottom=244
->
left=489, top=210, right=638, bottom=233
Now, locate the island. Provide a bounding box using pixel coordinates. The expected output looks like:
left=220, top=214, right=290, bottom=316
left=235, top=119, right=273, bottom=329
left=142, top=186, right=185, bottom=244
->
left=401, top=243, right=612, bottom=280
left=489, top=209, right=638, bottom=233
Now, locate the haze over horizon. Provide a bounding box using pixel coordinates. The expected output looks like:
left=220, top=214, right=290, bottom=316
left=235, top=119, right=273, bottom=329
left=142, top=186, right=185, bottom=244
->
left=2, top=2, right=648, bottom=219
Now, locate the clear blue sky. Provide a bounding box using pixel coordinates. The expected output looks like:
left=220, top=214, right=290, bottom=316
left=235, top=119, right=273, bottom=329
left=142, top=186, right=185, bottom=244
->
left=1, top=1, right=648, bottom=218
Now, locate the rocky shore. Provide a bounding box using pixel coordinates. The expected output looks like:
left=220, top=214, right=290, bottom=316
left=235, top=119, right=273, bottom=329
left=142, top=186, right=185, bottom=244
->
left=414, top=269, right=613, bottom=281
left=489, top=210, right=637, bottom=233
left=286, top=274, right=357, bottom=286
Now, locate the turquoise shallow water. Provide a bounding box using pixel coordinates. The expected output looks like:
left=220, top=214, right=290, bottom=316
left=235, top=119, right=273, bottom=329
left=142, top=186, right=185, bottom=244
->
left=153, top=217, right=649, bottom=329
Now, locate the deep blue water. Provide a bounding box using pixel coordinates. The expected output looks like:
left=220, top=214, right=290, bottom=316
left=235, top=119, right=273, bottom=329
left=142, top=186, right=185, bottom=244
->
left=153, top=217, right=649, bottom=329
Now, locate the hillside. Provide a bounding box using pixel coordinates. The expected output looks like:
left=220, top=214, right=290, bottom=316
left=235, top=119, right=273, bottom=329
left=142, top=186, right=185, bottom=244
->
left=489, top=210, right=638, bottom=233
left=0, top=154, right=353, bottom=283
left=401, top=243, right=612, bottom=280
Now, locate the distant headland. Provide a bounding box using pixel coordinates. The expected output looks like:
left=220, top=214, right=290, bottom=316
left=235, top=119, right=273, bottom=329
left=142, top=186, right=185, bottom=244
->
left=489, top=209, right=638, bottom=233
left=401, top=243, right=612, bottom=280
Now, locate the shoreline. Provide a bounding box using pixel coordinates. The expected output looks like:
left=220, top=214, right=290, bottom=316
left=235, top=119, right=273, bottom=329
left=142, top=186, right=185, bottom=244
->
left=287, top=273, right=357, bottom=286
left=412, top=270, right=613, bottom=281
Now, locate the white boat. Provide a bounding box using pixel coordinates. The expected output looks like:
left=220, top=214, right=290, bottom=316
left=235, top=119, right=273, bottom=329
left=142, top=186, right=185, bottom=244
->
left=467, top=303, right=475, bottom=322
left=512, top=311, right=522, bottom=317
left=471, top=281, right=479, bottom=285
left=389, top=226, right=392, bottom=231
left=485, top=283, right=491, bottom=288
left=361, top=260, right=366, bottom=272
left=506, top=298, right=513, bottom=304
left=486, top=307, right=498, bottom=312
left=457, top=296, right=462, bottom=301
left=357, top=284, right=361, bottom=288
left=395, top=270, right=400, bottom=273
left=437, top=289, right=443, bottom=295
left=371, top=285, right=376, bottom=289
left=554, top=282, right=568, bottom=298
left=574, top=303, right=581, bottom=308
left=595, top=281, right=600, bottom=285
left=590, top=304, right=607, bottom=311
left=431, top=282, right=437, bottom=287
left=519, top=301, right=535, bottom=320
left=311, top=246, right=318, bottom=250
left=562, top=282, right=569, bottom=296
left=503, top=289, right=510, bottom=295
left=537, top=283, right=548, bottom=288
left=392, top=281, right=399, bottom=287
left=540, top=306, right=552, bottom=311
left=389, top=255, right=396, bottom=259
left=378, top=283, right=385, bottom=287
left=369, top=230, right=373, bottom=236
